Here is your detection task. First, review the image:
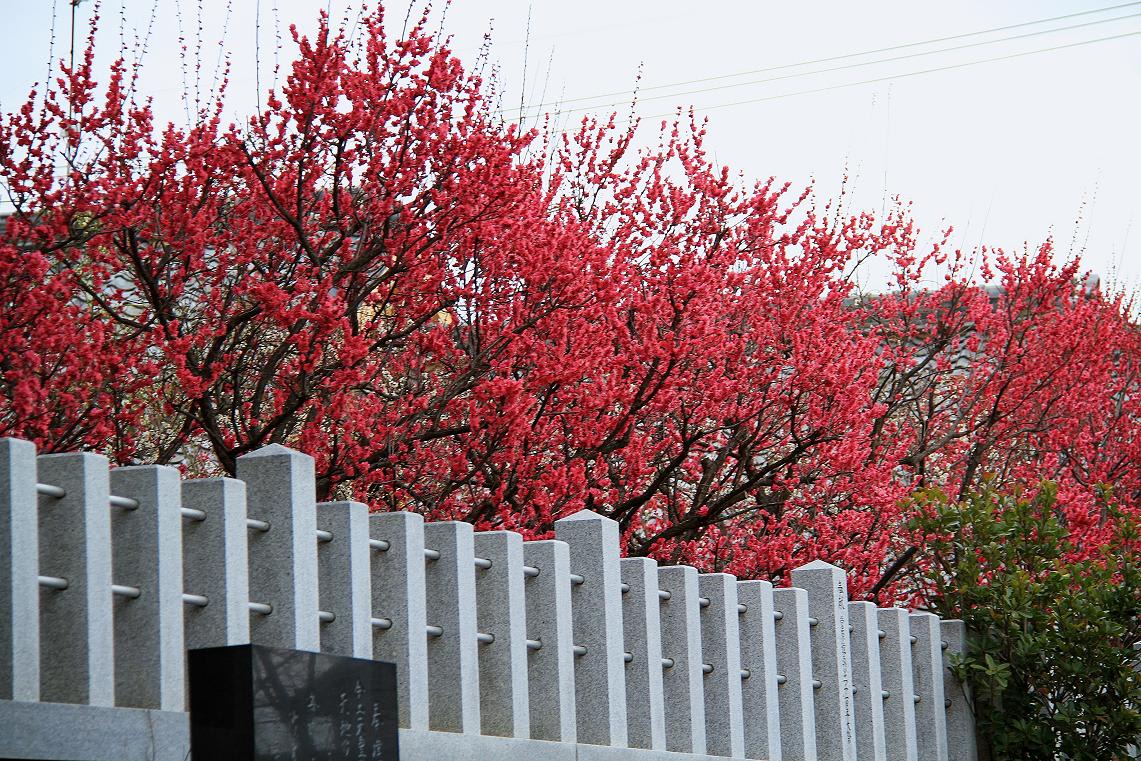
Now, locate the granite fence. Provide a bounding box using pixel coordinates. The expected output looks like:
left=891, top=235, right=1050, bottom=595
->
left=0, top=437, right=977, bottom=761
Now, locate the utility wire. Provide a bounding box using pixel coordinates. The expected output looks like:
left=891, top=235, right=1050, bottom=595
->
left=511, top=1, right=1141, bottom=114
left=630, top=26, right=1141, bottom=121
left=531, top=9, right=1141, bottom=117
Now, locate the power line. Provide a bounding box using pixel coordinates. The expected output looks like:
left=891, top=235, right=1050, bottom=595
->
left=649, top=1, right=1140, bottom=93
left=510, top=1, right=1141, bottom=114
left=528, top=1, right=1141, bottom=110
left=540, top=10, right=1141, bottom=117
left=628, top=26, right=1141, bottom=122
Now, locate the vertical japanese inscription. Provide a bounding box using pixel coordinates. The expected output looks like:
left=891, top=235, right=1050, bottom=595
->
left=837, top=577, right=856, bottom=752
left=189, top=645, right=399, bottom=761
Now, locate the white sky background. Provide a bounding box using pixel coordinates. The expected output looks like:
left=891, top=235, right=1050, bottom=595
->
left=1, top=1, right=1139, bottom=294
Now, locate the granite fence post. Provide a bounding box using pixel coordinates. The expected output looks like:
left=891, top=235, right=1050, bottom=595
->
left=878, top=607, right=918, bottom=761
left=522, top=539, right=577, bottom=744
left=554, top=509, right=628, bottom=748
left=657, top=564, right=707, bottom=755
left=473, top=530, right=530, bottom=738
left=181, top=477, right=251, bottom=649
left=236, top=444, right=320, bottom=652
left=791, top=561, right=857, bottom=761
left=423, top=520, right=481, bottom=734
left=772, top=587, right=817, bottom=761
left=35, top=452, right=115, bottom=706
left=737, top=579, right=782, bottom=761
left=848, top=601, right=887, bottom=761
left=620, top=556, right=667, bottom=751
left=108, top=465, right=185, bottom=711
left=368, top=511, right=429, bottom=730
left=316, top=501, right=372, bottom=659
left=699, top=572, right=746, bottom=758
left=941, top=619, right=977, bottom=761
left=910, top=612, right=949, bottom=761
left=0, top=438, right=39, bottom=701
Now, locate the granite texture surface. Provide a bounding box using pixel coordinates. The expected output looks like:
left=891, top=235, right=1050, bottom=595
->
left=910, top=612, right=949, bottom=761
left=474, top=529, right=531, bottom=738
left=35, top=451, right=115, bottom=706
left=698, top=572, right=746, bottom=758
left=555, top=509, right=629, bottom=748
left=368, top=510, right=430, bottom=730
left=736, top=579, right=782, bottom=761
left=237, top=444, right=320, bottom=652
left=620, top=556, right=667, bottom=751
left=790, top=561, right=857, bottom=761
left=108, top=464, right=185, bottom=710
left=941, top=619, right=977, bottom=761
left=316, top=500, right=373, bottom=659
left=0, top=700, right=778, bottom=761
left=657, top=564, right=707, bottom=755
left=772, top=587, right=817, bottom=761
left=877, top=607, right=919, bottom=761
left=848, top=601, right=887, bottom=761
left=181, top=477, right=251, bottom=649
left=523, top=538, right=578, bottom=743
left=423, top=520, right=481, bottom=734
left=0, top=437, right=39, bottom=701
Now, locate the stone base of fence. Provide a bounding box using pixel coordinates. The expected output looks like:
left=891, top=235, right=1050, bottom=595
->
left=397, top=728, right=755, bottom=761
left=0, top=699, right=189, bottom=761
left=0, top=699, right=761, bottom=761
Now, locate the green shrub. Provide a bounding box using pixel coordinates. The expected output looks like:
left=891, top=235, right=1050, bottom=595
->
left=910, top=481, right=1141, bottom=761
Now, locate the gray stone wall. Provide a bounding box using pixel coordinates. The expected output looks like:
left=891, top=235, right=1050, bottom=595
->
left=0, top=437, right=977, bottom=761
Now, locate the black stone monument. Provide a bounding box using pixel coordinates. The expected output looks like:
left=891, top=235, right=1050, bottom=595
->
left=188, top=645, right=400, bottom=761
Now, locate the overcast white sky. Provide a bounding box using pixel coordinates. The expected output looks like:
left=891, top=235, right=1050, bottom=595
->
left=2, top=1, right=1139, bottom=293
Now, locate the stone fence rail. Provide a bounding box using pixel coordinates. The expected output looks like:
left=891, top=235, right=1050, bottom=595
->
left=0, top=437, right=976, bottom=761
